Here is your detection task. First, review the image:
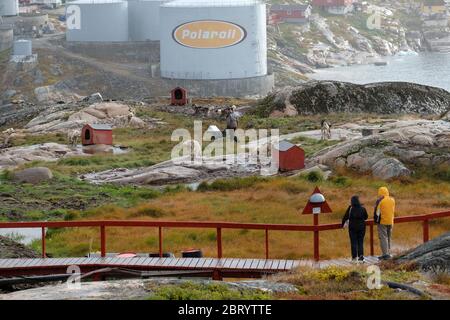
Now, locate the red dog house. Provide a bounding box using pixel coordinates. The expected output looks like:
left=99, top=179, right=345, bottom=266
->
left=81, top=124, right=113, bottom=146
left=273, top=140, right=305, bottom=171
left=171, top=87, right=187, bottom=106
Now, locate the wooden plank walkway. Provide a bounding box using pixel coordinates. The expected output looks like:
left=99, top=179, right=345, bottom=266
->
left=0, top=256, right=380, bottom=279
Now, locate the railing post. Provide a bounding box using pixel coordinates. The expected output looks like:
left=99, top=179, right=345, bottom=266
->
left=423, top=220, right=429, bottom=243
left=370, top=223, right=374, bottom=256
left=217, top=228, right=222, bottom=259
left=100, top=225, right=106, bottom=258
left=159, top=227, right=163, bottom=258
left=41, top=227, right=46, bottom=258
left=313, top=214, right=319, bottom=262
left=265, top=229, right=269, bottom=260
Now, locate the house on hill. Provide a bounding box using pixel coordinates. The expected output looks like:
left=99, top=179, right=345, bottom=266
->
left=269, top=4, right=312, bottom=24
left=312, top=0, right=355, bottom=15
left=421, top=0, right=447, bottom=16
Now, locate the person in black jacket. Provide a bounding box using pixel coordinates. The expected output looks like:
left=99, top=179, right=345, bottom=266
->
left=341, top=196, right=369, bottom=262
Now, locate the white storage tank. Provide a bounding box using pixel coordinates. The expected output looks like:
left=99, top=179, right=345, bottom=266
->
left=128, top=0, right=167, bottom=41
left=0, top=0, right=19, bottom=16
left=66, top=0, right=129, bottom=42
left=13, top=39, right=33, bottom=56
left=160, top=0, right=267, bottom=80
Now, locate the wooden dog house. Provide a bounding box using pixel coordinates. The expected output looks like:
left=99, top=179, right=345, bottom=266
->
left=273, top=140, right=305, bottom=171
left=81, top=124, right=113, bottom=146
left=171, top=87, right=187, bottom=106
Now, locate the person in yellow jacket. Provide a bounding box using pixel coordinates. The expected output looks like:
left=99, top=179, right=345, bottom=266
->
left=374, top=187, right=395, bottom=260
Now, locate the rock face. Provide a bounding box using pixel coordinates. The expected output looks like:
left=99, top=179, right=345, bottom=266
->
left=0, top=143, right=86, bottom=170
left=0, top=278, right=297, bottom=300
left=397, top=232, right=450, bottom=272
left=310, top=120, right=450, bottom=180
left=25, top=101, right=145, bottom=133
left=13, top=167, right=53, bottom=184
left=260, top=81, right=450, bottom=116
left=81, top=154, right=262, bottom=186
left=0, top=236, right=40, bottom=259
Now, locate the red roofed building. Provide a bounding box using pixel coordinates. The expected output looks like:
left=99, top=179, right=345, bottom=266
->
left=269, top=4, right=312, bottom=24
left=272, top=140, right=305, bottom=172
left=312, top=0, right=355, bottom=14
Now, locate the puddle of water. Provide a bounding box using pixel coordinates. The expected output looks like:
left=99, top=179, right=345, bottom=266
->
left=72, top=144, right=129, bottom=155
left=0, top=228, right=43, bottom=245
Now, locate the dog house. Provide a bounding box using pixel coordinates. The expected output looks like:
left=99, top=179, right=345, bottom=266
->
left=170, top=87, right=187, bottom=106
left=81, top=124, right=113, bottom=146
left=273, top=140, right=305, bottom=171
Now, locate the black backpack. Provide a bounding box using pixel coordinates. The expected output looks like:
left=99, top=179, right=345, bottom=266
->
left=373, top=197, right=383, bottom=224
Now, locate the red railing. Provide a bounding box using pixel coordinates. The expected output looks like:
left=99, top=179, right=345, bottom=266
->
left=0, top=210, right=449, bottom=261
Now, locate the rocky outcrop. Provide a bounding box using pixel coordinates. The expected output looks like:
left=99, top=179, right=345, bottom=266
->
left=25, top=101, right=146, bottom=133
left=13, top=167, right=53, bottom=184
left=81, top=154, right=263, bottom=186
left=0, top=278, right=297, bottom=300
left=310, top=120, right=450, bottom=180
left=397, top=232, right=450, bottom=273
left=0, top=236, right=39, bottom=259
left=0, top=143, right=87, bottom=170
left=260, top=81, right=450, bottom=117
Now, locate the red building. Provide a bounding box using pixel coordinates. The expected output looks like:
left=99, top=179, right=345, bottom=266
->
left=269, top=4, right=312, bottom=24
left=171, top=87, right=188, bottom=106
left=273, top=140, right=305, bottom=172
left=81, top=124, right=113, bottom=146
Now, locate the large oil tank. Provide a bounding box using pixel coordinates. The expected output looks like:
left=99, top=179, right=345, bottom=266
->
left=160, top=0, right=267, bottom=80
left=0, top=0, right=19, bottom=17
left=128, top=0, right=167, bottom=41
left=0, top=25, right=14, bottom=52
left=13, top=39, right=32, bottom=56
left=66, top=0, right=129, bottom=42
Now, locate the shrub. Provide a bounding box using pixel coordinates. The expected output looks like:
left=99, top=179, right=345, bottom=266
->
left=197, top=176, right=267, bottom=192
left=331, top=176, right=352, bottom=187
left=63, top=211, right=80, bottom=221
left=148, top=282, right=271, bottom=300
left=303, top=171, right=324, bottom=183
left=130, top=206, right=168, bottom=218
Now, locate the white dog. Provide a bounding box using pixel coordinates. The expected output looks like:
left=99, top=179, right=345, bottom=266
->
left=67, top=129, right=79, bottom=146
left=321, top=120, right=331, bottom=140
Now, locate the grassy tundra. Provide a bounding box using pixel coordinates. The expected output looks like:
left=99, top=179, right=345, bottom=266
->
left=0, top=107, right=449, bottom=259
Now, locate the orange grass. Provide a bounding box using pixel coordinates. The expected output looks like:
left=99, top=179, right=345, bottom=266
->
left=43, top=175, right=450, bottom=259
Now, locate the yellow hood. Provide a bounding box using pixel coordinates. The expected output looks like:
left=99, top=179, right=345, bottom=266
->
left=378, top=187, right=389, bottom=197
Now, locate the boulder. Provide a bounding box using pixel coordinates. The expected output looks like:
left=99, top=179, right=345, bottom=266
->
left=372, top=158, right=411, bottom=180
left=13, top=167, right=53, bottom=184
left=397, top=232, right=450, bottom=272
left=83, top=92, right=103, bottom=103
left=260, top=81, right=450, bottom=117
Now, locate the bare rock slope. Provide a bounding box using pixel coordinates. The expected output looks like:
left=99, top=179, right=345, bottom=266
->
left=310, top=120, right=450, bottom=180
left=259, top=81, right=450, bottom=116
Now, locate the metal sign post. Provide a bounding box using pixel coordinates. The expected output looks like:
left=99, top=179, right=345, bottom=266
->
left=302, top=186, right=332, bottom=261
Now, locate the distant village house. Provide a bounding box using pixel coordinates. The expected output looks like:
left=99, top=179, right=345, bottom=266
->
left=421, top=0, right=448, bottom=16
left=312, top=0, right=355, bottom=15
left=268, top=4, right=312, bottom=24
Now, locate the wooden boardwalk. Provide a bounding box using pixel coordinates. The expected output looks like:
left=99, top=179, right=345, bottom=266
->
left=0, top=256, right=380, bottom=280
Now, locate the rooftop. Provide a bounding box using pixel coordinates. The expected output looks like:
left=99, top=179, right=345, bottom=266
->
left=87, top=124, right=113, bottom=131
left=274, top=140, right=298, bottom=152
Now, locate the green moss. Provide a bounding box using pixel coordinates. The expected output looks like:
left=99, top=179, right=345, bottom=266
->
left=147, top=281, right=271, bottom=300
